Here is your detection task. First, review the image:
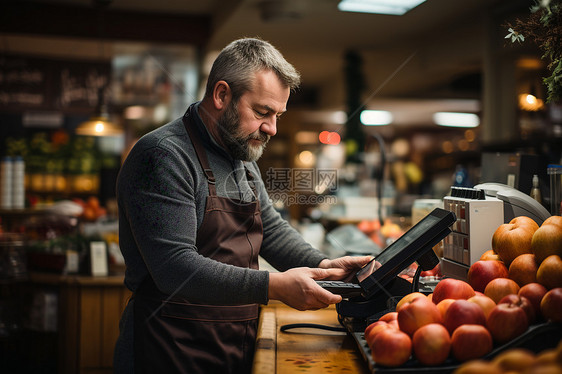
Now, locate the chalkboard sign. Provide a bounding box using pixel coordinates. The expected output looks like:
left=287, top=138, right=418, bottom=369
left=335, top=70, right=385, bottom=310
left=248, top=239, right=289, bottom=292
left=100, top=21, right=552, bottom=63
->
left=0, top=55, right=111, bottom=112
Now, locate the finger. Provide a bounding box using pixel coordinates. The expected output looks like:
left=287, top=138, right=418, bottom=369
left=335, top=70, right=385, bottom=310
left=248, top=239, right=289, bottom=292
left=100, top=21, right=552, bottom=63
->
left=318, top=292, right=342, bottom=305
left=311, top=267, right=346, bottom=280
left=359, top=255, right=375, bottom=264
left=312, top=282, right=343, bottom=304
left=345, top=255, right=373, bottom=268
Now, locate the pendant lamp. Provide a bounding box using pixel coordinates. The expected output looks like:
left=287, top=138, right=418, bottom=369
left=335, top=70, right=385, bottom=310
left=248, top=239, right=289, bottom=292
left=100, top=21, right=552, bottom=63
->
left=76, top=86, right=122, bottom=136
left=76, top=0, right=121, bottom=137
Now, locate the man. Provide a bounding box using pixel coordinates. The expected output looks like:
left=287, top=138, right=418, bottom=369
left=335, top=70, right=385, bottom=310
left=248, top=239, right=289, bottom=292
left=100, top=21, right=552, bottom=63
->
left=114, top=37, right=371, bottom=374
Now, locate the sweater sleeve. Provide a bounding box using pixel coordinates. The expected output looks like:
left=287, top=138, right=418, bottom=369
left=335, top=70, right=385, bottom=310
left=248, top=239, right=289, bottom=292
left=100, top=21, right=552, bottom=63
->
left=118, top=144, right=269, bottom=305
left=247, top=163, right=328, bottom=271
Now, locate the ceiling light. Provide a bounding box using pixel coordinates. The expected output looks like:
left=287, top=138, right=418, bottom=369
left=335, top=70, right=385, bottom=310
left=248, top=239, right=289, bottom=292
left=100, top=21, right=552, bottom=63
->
left=433, top=112, right=480, bottom=128
left=360, top=110, right=393, bottom=126
left=518, top=93, right=544, bottom=111
left=76, top=87, right=123, bottom=136
left=338, top=0, right=426, bottom=15
left=76, top=117, right=123, bottom=136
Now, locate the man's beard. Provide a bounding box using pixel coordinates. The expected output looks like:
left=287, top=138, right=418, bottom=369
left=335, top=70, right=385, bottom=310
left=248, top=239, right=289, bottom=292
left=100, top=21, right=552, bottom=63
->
left=217, top=102, right=270, bottom=162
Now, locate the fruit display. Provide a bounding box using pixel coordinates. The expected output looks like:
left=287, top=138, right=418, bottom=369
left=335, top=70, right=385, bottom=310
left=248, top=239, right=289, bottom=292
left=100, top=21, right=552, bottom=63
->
left=363, top=284, right=562, bottom=369
left=484, top=217, right=561, bottom=292
left=360, top=216, right=561, bottom=370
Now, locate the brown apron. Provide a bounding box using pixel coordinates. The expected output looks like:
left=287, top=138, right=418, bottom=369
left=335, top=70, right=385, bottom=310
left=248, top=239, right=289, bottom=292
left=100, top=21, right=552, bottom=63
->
left=132, top=110, right=263, bottom=374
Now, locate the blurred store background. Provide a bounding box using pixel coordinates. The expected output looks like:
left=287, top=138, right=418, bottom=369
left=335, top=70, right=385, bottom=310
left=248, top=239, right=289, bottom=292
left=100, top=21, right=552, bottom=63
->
left=0, top=0, right=561, bottom=372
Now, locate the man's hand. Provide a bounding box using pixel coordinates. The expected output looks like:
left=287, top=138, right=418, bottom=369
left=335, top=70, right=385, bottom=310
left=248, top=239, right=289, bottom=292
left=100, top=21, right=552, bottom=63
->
left=318, top=255, right=373, bottom=281
left=268, top=267, right=345, bottom=310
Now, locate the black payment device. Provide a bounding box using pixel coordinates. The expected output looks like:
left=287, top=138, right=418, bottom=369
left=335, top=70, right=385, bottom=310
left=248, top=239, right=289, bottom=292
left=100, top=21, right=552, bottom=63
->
left=317, top=208, right=456, bottom=320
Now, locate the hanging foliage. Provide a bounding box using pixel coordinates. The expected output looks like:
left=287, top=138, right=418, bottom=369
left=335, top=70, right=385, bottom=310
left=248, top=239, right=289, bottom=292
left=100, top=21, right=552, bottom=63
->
left=505, top=0, right=562, bottom=103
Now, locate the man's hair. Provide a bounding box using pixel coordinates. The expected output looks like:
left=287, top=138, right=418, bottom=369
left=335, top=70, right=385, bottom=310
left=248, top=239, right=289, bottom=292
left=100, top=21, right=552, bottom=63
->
left=204, top=37, right=301, bottom=101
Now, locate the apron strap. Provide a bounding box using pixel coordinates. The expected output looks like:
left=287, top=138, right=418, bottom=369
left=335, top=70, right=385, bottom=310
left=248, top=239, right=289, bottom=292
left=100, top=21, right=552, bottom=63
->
left=182, top=111, right=217, bottom=196
left=244, top=164, right=259, bottom=202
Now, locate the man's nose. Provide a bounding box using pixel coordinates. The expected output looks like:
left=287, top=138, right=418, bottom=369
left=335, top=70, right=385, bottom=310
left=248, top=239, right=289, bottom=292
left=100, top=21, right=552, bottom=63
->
left=261, top=117, right=277, bottom=136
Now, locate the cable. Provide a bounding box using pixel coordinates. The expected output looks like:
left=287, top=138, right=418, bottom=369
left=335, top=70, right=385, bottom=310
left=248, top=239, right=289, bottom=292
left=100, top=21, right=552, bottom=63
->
left=280, top=323, right=346, bottom=333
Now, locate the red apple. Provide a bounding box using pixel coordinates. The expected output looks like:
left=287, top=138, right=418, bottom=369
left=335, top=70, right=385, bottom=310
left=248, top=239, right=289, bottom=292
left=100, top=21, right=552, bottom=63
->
left=370, top=328, right=412, bottom=367
left=397, top=296, right=442, bottom=336
left=492, top=216, right=538, bottom=267
left=467, top=295, right=497, bottom=318
left=443, top=299, right=487, bottom=334
left=519, top=282, right=548, bottom=319
left=396, top=292, right=426, bottom=312
left=540, top=287, right=562, bottom=322
left=484, top=277, right=520, bottom=304
left=480, top=249, right=502, bottom=262
left=432, top=278, right=476, bottom=304
left=412, top=323, right=451, bottom=366
left=498, top=294, right=536, bottom=325
left=451, top=324, right=493, bottom=362
left=365, top=321, right=393, bottom=349
left=486, top=303, right=529, bottom=343
left=468, top=260, right=509, bottom=293
left=436, top=298, right=456, bottom=319
left=379, top=311, right=398, bottom=323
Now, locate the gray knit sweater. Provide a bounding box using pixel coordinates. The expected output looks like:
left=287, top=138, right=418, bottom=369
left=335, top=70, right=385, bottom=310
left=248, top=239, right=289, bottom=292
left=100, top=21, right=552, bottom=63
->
left=117, top=101, right=327, bottom=303
left=114, top=102, right=327, bottom=372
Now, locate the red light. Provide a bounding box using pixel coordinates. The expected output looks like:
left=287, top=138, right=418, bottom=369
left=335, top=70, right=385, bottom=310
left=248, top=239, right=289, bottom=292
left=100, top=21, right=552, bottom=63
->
left=319, top=131, right=341, bottom=145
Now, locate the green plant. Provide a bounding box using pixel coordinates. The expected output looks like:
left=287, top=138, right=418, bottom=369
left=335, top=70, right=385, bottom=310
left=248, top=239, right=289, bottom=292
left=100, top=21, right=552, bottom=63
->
left=506, top=0, right=562, bottom=103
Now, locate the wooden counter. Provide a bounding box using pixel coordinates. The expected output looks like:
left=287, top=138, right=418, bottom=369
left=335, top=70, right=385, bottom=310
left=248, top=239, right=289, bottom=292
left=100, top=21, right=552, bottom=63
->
left=253, top=302, right=370, bottom=374
left=24, top=272, right=131, bottom=374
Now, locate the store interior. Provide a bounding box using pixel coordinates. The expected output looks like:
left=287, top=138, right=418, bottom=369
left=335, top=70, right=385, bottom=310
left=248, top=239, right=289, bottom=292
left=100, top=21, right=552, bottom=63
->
left=0, top=0, right=561, bottom=373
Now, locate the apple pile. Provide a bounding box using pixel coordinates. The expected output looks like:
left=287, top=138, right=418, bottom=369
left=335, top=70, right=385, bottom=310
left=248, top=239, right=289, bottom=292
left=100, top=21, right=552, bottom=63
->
left=485, top=216, right=562, bottom=291
left=364, top=278, right=562, bottom=367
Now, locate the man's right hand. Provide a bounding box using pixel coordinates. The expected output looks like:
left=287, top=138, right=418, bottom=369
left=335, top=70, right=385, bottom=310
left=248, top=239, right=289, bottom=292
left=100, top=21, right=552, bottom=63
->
left=268, top=267, right=344, bottom=310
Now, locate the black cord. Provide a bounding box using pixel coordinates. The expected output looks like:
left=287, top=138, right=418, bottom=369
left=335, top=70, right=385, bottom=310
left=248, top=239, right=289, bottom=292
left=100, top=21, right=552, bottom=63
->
left=280, top=323, right=346, bottom=333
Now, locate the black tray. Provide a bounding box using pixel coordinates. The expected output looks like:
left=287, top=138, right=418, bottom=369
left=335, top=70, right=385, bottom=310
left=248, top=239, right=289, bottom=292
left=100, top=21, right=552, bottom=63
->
left=352, top=322, right=562, bottom=374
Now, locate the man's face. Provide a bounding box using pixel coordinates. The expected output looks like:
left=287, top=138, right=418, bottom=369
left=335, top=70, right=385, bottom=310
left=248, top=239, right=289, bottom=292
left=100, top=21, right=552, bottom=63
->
left=217, top=70, right=290, bottom=162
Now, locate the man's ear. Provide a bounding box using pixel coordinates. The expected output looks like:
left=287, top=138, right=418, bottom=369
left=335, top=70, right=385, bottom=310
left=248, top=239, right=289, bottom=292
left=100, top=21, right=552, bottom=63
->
left=212, top=80, right=231, bottom=110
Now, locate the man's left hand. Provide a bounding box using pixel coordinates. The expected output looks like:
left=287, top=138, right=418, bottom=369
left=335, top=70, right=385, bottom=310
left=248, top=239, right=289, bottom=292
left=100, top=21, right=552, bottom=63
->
left=318, top=255, right=373, bottom=281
